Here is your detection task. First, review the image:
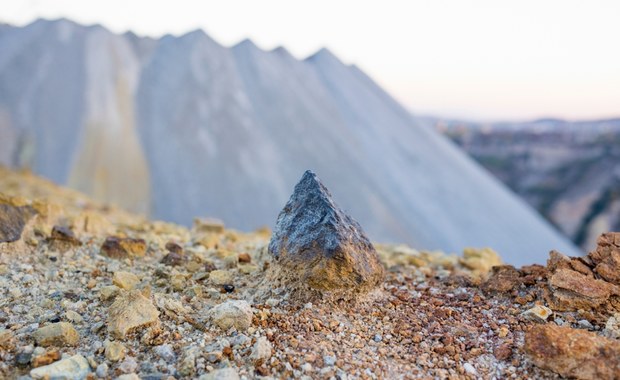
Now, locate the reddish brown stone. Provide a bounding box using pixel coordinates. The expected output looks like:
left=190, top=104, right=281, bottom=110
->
left=165, top=241, right=183, bottom=255
left=520, top=264, right=547, bottom=286
left=525, top=324, right=620, bottom=380
left=493, top=342, right=512, bottom=361
left=589, top=232, right=620, bottom=286
left=546, top=268, right=620, bottom=311
left=481, top=265, right=521, bottom=293
left=570, top=259, right=595, bottom=276
left=238, top=252, right=252, bottom=263
left=547, top=250, right=573, bottom=272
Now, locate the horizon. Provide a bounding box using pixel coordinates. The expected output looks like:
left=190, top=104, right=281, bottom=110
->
left=2, top=0, right=619, bottom=122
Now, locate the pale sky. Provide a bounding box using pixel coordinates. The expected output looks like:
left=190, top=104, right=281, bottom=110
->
left=2, top=0, right=619, bottom=121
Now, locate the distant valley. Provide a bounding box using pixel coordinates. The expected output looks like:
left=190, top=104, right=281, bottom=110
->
left=430, top=117, right=620, bottom=252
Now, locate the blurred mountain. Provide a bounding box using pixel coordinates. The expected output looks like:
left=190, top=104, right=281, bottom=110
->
left=431, top=117, right=620, bottom=252
left=0, top=18, right=580, bottom=264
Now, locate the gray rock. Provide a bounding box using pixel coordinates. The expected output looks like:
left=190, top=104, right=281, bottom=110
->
left=96, top=363, right=108, bottom=378
left=268, top=170, right=384, bottom=292
left=118, top=356, right=138, bottom=373
left=0, top=202, right=35, bottom=243
left=323, top=355, right=337, bottom=366
left=15, top=351, right=32, bottom=367
left=153, top=344, right=176, bottom=363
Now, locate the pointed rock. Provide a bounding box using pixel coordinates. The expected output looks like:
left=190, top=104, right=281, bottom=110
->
left=268, top=170, right=384, bottom=292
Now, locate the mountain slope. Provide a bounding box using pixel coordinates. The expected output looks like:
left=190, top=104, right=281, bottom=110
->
left=0, top=19, right=580, bottom=264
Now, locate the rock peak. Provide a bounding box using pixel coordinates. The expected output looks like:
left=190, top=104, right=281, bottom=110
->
left=294, top=170, right=332, bottom=200
left=268, top=170, right=384, bottom=294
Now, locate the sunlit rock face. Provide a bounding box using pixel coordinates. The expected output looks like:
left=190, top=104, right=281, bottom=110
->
left=0, top=19, right=151, bottom=214
left=0, top=19, right=580, bottom=265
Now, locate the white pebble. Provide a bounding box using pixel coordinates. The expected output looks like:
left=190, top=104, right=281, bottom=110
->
left=463, top=362, right=477, bottom=376
left=323, top=355, right=336, bottom=366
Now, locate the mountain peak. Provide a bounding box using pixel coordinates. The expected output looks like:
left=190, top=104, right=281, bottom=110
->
left=304, top=47, right=340, bottom=63
left=183, top=28, right=207, bottom=39
left=176, top=28, right=222, bottom=48
left=270, top=46, right=294, bottom=60
left=233, top=38, right=260, bottom=51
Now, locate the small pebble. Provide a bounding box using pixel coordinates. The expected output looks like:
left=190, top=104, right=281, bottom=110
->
left=105, top=341, right=126, bottom=362
left=523, top=305, right=552, bottom=323
left=209, top=300, right=253, bottom=331
left=96, top=363, right=108, bottom=378
left=578, top=319, right=594, bottom=330
left=209, top=270, right=233, bottom=286
left=15, top=351, right=32, bottom=367
left=463, top=362, right=477, bottom=376
left=119, top=356, right=138, bottom=373
left=323, top=355, right=336, bottom=366
left=154, top=344, right=176, bottom=363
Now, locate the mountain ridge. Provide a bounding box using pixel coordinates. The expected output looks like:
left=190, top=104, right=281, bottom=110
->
left=0, top=18, right=580, bottom=264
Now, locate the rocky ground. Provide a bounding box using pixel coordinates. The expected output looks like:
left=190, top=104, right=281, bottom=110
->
left=2, top=166, right=620, bottom=379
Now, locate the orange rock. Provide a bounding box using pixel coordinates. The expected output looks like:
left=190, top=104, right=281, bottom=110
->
left=525, top=324, right=620, bottom=380
left=238, top=252, right=252, bottom=263
left=100, top=236, right=146, bottom=259
left=588, top=232, right=620, bottom=285
left=546, top=268, right=620, bottom=311
left=547, top=250, right=573, bottom=272
left=31, top=349, right=61, bottom=367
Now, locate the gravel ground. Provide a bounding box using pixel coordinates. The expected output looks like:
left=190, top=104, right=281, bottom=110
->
left=0, top=168, right=615, bottom=379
